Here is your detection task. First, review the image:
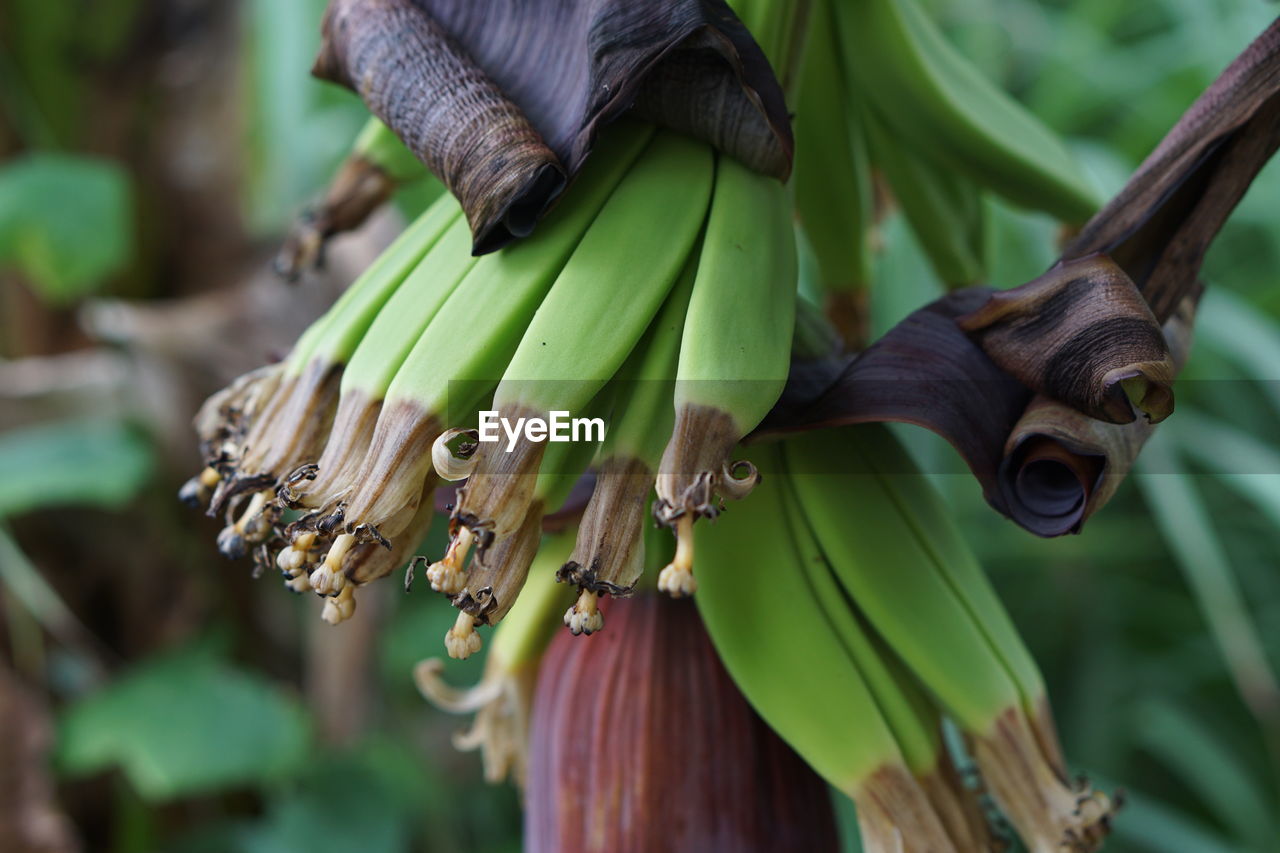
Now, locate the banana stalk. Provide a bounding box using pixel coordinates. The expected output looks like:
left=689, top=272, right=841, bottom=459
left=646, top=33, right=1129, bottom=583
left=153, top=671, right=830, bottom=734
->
left=654, top=153, right=796, bottom=597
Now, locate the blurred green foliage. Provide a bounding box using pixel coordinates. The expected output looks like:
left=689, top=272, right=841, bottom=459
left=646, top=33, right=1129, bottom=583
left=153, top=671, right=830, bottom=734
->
left=0, top=419, right=152, bottom=517
left=0, top=154, right=132, bottom=304
left=56, top=640, right=312, bottom=800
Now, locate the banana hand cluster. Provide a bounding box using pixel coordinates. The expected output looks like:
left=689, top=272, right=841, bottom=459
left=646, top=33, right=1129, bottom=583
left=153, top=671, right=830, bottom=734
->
left=184, top=121, right=798, bottom=655
left=695, top=428, right=1114, bottom=852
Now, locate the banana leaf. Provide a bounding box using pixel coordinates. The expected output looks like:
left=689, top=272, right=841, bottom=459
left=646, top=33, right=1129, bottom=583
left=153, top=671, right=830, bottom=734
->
left=313, top=0, right=791, bottom=253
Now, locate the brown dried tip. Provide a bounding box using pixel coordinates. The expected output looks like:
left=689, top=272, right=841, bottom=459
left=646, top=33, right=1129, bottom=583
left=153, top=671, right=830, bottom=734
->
left=275, top=154, right=399, bottom=280
left=957, top=255, right=1175, bottom=425
left=450, top=405, right=548, bottom=557
left=448, top=503, right=545, bottom=648
left=653, top=405, right=759, bottom=597
left=208, top=359, right=341, bottom=517
left=852, top=763, right=963, bottom=853
left=556, top=457, right=652, bottom=629
left=526, top=595, right=839, bottom=853
left=312, top=0, right=791, bottom=252
left=971, top=707, right=1115, bottom=853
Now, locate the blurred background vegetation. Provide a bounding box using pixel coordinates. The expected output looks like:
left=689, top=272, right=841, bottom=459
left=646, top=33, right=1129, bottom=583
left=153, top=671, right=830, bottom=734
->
left=0, top=1, right=1278, bottom=851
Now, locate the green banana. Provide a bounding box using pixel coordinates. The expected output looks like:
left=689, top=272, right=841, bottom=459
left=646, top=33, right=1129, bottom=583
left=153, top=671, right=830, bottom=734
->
left=299, top=123, right=656, bottom=593
left=864, top=105, right=990, bottom=288
left=834, top=0, right=1099, bottom=223
left=558, top=253, right=698, bottom=633
left=782, top=425, right=1112, bottom=853
left=276, top=115, right=440, bottom=279
left=792, top=0, right=874, bottom=328
left=416, top=527, right=576, bottom=786
left=777, top=464, right=1000, bottom=850
left=446, top=130, right=713, bottom=572
left=694, top=442, right=958, bottom=852
left=654, top=153, right=796, bottom=597
left=351, top=116, right=428, bottom=184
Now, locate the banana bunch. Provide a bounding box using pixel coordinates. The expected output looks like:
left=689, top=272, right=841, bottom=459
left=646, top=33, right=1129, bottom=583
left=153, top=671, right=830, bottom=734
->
left=786, top=0, right=1099, bottom=316
left=694, top=428, right=1114, bottom=852
left=184, top=120, right=799, bottom=641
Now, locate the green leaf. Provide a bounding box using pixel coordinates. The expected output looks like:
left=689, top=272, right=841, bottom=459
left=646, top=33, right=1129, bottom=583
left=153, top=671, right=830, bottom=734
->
left=0, top=419, right=153, bottom=517
left=55, top=644, right=312, bottom=800
left=0, top=152, right=132, bottom=304
left=1131, top=699, right=1274, bottom=846
left=1135, top=434, right=1280, bottom=720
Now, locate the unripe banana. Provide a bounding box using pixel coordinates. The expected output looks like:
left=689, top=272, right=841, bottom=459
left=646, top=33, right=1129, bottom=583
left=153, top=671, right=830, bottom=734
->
left=204, top=194, right=466, bottom=564
left=415, top=527, right=576, bottom=786
left=449, top=131, right=713, bottom=569
left=777, top=467, right=1001, bottom=851
left=654, top=153, right=796, bottom=597
left=693, top=442, right=957, bottom=852
left=558, top=254, right=698, bottom=632
left=782, top=425, right=1113, bottom=853
left=864, top=106, right=990, bottom=288
left=792, top=0, right=873, bottom=345
left=834, top=0, right=1099, bottom=222
left=283, top=212, right=477, bottom=517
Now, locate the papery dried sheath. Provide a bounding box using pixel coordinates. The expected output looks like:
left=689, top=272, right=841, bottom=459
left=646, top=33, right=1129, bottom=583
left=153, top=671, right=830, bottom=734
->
left=313, top=0, right=791, bottom=251
left=1064, top=19, right=1280, bottom=320
left=314, top=0, right=565, bottom=253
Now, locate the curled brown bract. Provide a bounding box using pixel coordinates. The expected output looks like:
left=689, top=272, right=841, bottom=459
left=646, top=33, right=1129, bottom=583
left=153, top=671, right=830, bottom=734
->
left=312, top=0, right=792, bottom=252
left=314, top=0, right=565, bottom=254
left=996, top=292, right=1199, bottom=536
left=957, top=255, right=1175, bottom=425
